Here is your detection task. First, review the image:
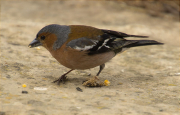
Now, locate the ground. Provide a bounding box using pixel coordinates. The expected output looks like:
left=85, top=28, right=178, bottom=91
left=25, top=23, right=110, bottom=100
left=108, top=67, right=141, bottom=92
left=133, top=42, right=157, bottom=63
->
left=0, top=1, right=180, bottom=115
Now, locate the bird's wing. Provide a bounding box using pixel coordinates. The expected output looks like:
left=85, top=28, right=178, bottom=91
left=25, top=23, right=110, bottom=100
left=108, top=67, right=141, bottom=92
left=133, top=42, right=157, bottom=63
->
left=67, top=29, right=149, bottom=55
left=101, top=29, right=148, bottom=38
left=66, top=37, right=99, bottom=51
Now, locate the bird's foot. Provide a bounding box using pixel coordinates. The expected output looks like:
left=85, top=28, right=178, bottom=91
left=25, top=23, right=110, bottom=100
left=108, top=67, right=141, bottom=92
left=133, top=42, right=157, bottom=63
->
left=82, top=76, right=105, bottom=87
left=53, top=75, right=67, bottom=85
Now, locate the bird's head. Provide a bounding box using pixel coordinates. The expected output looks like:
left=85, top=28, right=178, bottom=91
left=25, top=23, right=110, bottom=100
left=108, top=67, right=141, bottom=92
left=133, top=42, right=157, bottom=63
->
left=28, top=24, right=70, bottom=51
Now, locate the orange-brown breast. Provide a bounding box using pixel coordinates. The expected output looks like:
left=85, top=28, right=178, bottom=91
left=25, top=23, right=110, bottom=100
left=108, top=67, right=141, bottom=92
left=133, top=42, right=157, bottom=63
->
left=50, top=42, right=115, bottom=70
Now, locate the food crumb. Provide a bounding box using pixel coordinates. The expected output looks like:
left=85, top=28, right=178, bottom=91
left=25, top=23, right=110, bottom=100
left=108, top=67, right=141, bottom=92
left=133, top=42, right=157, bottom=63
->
left=104, top=80, right=110, bottom=86
left=22, top=84, right=26, bottom=88
left=82, top=76, right=104, bottom=87
left=36, top=47, right=41, bottom=50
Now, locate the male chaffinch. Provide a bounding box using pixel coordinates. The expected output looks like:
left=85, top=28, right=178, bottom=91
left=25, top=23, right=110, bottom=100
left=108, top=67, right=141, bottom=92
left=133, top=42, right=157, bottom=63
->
left=29, top=24, right=163, bottom=85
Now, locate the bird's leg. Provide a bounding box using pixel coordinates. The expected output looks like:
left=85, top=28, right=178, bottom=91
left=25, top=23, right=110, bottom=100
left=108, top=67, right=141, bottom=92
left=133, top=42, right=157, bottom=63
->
left=53, top=69, right=74, bottom=85
left=96, top=64, right=105, bottom=76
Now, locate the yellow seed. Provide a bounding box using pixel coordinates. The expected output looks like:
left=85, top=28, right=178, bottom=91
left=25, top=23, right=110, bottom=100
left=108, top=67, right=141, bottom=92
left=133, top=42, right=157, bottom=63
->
left=22, top=84, right=26, bottom=88
left=104, top=80, right=110, bottom=86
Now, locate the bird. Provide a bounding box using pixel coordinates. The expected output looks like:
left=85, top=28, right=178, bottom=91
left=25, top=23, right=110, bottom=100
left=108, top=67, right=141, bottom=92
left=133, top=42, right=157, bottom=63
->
left=28, top=24, right=163, bottom=85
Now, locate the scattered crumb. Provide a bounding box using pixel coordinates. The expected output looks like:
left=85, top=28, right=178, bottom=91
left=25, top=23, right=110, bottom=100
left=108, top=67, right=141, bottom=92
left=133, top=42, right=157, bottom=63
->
left=104, top=80, right=110, bottom=86
left=35, top=47, right=41, bottom=50
left=82, top=76, right=105, bottom=87
left=34, top=87, right=47, bottom=90
left=22, top=84, right=26, bottom=88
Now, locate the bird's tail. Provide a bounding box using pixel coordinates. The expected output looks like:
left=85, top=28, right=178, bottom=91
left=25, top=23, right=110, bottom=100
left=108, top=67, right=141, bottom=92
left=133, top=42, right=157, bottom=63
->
left=124, top=40, right=163, bottom=48
left=112, top=40, right=163, bottom=54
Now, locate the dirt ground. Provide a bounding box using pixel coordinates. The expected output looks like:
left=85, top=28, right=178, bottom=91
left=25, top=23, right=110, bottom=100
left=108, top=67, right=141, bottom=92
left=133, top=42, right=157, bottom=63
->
left=0, top=1, right=180, bottom=115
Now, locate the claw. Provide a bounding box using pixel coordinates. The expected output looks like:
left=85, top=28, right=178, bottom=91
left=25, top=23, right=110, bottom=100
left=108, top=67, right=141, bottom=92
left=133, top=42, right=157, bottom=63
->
left=53, top=75, right=67, bottom=85
left=52, top=69, right=74, bottom=85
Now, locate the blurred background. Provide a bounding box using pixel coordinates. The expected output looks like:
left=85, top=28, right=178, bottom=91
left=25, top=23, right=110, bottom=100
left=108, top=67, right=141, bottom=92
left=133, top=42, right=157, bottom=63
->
left=1, top=0, right=180, bottom=115
left=119, top=0, right=179, bottom=20
left=1, top=0, right=179, bottom=46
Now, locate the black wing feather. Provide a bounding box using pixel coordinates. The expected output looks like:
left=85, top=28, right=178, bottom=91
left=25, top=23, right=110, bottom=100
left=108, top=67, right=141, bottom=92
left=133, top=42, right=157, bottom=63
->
left=101, top=29, right=148, bottom=38
left=88, top=29, right=163, bottom=55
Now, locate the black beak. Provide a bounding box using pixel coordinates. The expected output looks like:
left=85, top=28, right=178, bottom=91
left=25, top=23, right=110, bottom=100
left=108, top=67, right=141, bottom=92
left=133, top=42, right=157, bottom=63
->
left=28, top=39, right=42, bottom=48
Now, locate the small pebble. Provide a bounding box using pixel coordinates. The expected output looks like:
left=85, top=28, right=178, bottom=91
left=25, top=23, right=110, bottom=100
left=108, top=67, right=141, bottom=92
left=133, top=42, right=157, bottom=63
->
left=22, top=91, right=28, bottom=94
left=159, top=109, right=163, bottom=112
left=76, top=87, right=83, bottom=92
left=88, top=73, right=91, bottom=76
left=6, top=75, right=11, bottom=79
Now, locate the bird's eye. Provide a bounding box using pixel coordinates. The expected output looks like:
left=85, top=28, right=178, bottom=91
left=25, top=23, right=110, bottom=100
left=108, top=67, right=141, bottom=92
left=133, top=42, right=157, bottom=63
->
left=40, top=36, right=46, bottom=40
